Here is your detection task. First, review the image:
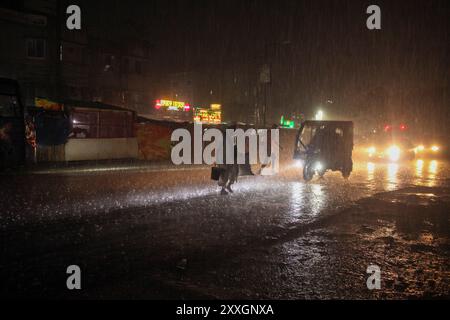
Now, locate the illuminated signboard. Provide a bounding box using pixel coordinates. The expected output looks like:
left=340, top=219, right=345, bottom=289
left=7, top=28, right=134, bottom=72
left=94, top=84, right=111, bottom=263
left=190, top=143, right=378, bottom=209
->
left=193, top=107, right=222, bottom=124
left=35, top=97, right=64, bottom=111
left=280, top=115, right=295, bottom=128
left=155, top=99, right=190, bottom=111
left=210, top=104, right=221, bottom=111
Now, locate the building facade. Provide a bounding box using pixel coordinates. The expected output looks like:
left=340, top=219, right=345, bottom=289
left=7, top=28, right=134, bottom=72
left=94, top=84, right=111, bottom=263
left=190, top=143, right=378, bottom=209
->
left=0, top=0, right=156, bottom=115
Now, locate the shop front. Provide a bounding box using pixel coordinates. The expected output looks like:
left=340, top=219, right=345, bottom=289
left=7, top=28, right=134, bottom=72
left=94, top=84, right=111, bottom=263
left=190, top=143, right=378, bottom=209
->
left=65, top=101, right=138, bottom=161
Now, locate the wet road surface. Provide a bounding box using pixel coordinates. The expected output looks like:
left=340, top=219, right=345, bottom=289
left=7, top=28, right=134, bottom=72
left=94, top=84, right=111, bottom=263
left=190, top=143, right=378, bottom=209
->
left=1, top=159, right=449, bottom=299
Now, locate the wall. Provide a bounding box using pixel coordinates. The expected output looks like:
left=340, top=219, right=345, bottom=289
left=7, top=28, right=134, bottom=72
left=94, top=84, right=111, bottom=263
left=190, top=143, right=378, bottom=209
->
left=135, top=122, right=177, bottom=161
left=135, top=121, right=298, bottom=166
left=65, top=138, right=138, bottom=161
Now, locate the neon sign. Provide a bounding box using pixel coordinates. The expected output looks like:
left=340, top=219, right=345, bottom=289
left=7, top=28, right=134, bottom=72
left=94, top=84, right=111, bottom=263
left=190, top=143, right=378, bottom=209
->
left=280, top=115, right=295, bottom=128
left=155, top=99, right=190, bottom=111
left=193, top=107, right=222, bottom=124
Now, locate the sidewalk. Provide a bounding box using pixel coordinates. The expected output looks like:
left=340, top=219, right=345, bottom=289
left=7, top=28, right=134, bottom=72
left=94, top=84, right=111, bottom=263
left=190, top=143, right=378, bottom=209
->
left=4, top=159, right=210, bottom=175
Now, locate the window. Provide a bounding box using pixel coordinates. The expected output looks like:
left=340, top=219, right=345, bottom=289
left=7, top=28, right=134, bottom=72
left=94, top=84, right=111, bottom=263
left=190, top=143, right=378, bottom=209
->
left=71, top=110, right=134, bottom=139
left=26, top=38, right=46, bottom=59
left=302, top=127, right=314, bottom=145
left=99, top=111, right=134, bottom=138
left=71, top=111, right=98, bottom=138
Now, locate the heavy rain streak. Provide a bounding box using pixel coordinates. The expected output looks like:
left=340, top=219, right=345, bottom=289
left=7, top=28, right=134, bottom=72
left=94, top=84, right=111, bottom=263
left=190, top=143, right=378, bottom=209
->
left=0, top=0, right=448, bottom=300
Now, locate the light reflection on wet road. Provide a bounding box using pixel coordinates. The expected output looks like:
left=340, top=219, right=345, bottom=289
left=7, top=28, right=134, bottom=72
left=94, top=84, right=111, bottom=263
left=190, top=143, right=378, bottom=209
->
left=353, top=159, right=447, bottom=191
left=1, top=159, right=449, bottom=298
left=1, top=159, right=448, bottom=225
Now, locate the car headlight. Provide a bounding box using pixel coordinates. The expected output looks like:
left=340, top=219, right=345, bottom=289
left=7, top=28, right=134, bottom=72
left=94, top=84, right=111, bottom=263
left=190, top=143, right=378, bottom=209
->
left=387, top=145, right=401, bottom=162
left=367, top=146, right=376, bottom=155
left=415, top=145, right=425, bottom=153
left=431, top=145, right=440, bottom=152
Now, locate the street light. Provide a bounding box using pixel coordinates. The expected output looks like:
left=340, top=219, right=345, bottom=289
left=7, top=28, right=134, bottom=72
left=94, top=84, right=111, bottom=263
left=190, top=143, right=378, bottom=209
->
left=315, top=110, right=324, bottom=121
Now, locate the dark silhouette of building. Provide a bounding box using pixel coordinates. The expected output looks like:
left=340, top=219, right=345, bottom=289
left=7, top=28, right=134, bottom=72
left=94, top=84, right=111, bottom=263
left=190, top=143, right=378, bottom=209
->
left=0, top=0, right=156, bottom=115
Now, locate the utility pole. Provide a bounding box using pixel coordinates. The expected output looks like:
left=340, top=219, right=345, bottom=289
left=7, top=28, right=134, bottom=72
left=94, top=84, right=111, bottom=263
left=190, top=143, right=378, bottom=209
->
left=55, top=0, right=63, bottom=101
left=260, top=40, right=291, bottom=127
left=263, top=43, right=267, bottom=127
left=260, top=42, right=271, bottom=128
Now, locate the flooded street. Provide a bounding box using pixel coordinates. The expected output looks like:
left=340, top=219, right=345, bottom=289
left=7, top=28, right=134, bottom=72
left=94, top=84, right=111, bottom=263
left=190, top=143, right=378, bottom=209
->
left=1, top=159, right=449, bottom=299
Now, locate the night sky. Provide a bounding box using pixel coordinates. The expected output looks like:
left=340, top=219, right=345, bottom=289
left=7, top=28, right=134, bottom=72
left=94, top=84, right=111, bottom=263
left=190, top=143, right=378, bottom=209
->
left=85, top=0, right=448, bottom=133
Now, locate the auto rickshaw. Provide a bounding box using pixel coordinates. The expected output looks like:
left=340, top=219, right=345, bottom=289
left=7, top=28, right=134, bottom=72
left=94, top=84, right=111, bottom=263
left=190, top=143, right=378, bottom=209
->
left=293, top=121, right=354, bottom=181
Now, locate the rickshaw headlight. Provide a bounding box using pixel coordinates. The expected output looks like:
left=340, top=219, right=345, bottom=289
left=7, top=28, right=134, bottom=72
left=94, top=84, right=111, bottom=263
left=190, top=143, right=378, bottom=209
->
left=387, top=145, right=401, bottom=162
left=314, top=162, right=323, bottom=171
left=294, top=160, right=304, bottom=168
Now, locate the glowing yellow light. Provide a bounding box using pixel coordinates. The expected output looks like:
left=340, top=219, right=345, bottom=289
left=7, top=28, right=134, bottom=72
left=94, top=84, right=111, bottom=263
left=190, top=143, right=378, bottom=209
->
left=367, top=146, right=376, bottom=155
left=416, top=159, right=424, bottom=178
left=415, top=145, right=425, bottom=153
left=387, top=145, right=401, bottom=162
left=315, top=110, right=324, bottom=121
left=210, top=104, right=221, bottom=111
left=431, top=145, right=440, bottom=152
left=429, top=160, right=438, bottom=175
left=387, top=163, right=399, bottom=190
left=367, top=162, right=375, bottom=180
left=428, top=160, right=438, bottom=187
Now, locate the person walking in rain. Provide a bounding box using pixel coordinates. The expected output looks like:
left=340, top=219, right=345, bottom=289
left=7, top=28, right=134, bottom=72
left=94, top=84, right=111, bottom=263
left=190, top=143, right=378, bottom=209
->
left=218, top=144, right=239, bottom=195
left=218, top=125, right=239, bottom=195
